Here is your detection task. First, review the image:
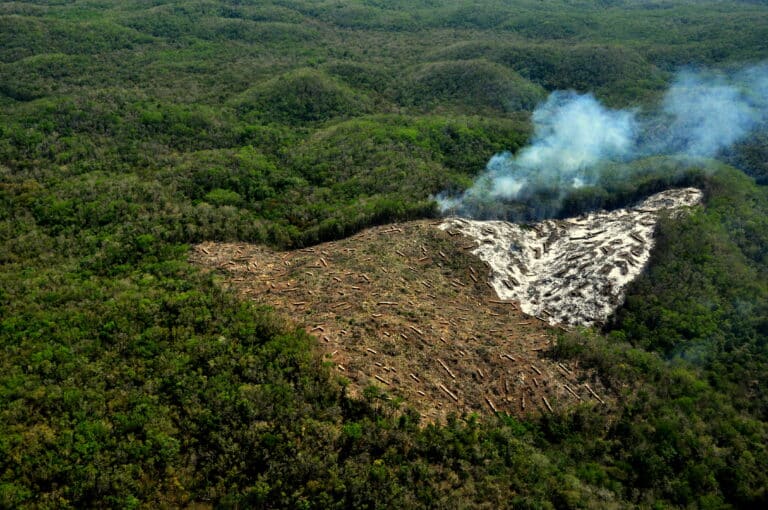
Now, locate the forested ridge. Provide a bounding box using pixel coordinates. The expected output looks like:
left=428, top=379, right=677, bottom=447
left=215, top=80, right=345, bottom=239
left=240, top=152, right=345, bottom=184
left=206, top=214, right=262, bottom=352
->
left=2, top=1, right=768, bottom=508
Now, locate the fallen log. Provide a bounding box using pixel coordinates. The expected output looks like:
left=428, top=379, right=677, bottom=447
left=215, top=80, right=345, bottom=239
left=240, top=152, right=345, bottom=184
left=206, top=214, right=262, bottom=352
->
left=437, top=358, right=456, bottom=379
left=542, top=396, right=553, bottom=413
left=439, top=384, right=459, bottom=402
left=409, top=373, right=420, bottom=383
left=563, top=384, right=582, bottom=401
left=584, top=383, right=605, bottom=404
left=366, top=348, right=378, bottom=355
left=408, top=325, right=425, bottom=336
left=530, top=365, right=542, bottom=375
left=485, top=397, right=498, bottom=413
left=375, top=375, right=390, bottom=386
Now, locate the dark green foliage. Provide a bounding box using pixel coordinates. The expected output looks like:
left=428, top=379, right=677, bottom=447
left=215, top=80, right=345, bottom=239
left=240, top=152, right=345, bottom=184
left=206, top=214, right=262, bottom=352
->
left=614, top=168, right=768, bottom=414
left=236, top=69, right=373, bottom=125
left=2, top=0, right=768, bottom=508
left=724, top=130, right=768, bottom=184
left=398, top=59, right=545, bottom=113
left=429, top=41, right=667, bottom=105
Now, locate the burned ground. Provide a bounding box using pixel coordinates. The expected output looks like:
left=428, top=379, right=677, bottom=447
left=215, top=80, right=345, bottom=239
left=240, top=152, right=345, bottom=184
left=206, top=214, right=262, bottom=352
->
left=191, top=221, right=611, bottom=422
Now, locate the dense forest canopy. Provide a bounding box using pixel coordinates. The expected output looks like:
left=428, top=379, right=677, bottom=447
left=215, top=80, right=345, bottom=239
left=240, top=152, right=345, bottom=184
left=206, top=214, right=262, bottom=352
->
left=1, top=0, right=768, bottom=508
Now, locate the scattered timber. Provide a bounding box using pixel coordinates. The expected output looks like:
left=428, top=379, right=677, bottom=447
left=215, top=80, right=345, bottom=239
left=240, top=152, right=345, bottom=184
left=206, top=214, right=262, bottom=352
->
left=563, top=384, right=582, bottom=401
left=409, top=325, right=425, bottom=336
left=439, top=384, right=459, bottom=402
left=584, top=383, right=606, bottom=404
left=437, top=359, right=456, bottom=379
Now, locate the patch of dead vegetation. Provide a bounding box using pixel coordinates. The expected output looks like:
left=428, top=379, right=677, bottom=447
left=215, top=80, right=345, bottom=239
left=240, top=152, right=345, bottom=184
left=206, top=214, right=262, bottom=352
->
left=191, top=221, right=612, bottom=422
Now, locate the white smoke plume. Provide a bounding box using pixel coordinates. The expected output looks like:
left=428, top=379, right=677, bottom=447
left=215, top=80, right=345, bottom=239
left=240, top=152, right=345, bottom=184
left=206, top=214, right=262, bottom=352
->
left=439, top=63, right=768, bottom=218
left=657, top=69, right=757, bottom=157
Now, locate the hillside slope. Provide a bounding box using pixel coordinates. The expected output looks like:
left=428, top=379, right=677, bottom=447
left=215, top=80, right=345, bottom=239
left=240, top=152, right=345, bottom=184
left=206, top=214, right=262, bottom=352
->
left=192, top=221, right=609, bottom=421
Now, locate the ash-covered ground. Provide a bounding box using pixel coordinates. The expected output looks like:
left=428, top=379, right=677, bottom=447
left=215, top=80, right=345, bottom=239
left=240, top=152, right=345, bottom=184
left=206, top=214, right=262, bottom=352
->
left=440, top=187, right=703, bottom=327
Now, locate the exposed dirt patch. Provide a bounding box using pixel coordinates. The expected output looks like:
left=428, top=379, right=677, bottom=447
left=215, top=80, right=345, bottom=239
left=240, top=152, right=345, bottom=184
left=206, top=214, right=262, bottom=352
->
left=441, top=188, right=703, bottom=327
left=191, top=221, right=611, bottom=422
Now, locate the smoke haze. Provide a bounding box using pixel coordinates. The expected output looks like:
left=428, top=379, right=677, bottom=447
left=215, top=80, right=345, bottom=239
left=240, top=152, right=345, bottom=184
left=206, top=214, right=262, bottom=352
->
left=439, top=63, right=768, bottom=218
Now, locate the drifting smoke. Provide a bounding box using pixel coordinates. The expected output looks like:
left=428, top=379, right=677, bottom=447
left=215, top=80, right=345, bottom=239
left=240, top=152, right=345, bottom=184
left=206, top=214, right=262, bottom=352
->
left=656, top=69, right=758, bottom=157
left=439, top=63, right=768, bottom=218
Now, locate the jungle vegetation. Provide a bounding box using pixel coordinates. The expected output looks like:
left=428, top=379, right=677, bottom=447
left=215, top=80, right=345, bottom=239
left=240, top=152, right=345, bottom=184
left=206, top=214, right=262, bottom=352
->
left=1, top=1, right=768, bottom=508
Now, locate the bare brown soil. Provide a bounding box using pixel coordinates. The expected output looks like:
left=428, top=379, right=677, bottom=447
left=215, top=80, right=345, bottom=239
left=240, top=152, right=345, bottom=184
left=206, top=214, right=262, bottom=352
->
left=190, top=220, right=611, bottom=422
